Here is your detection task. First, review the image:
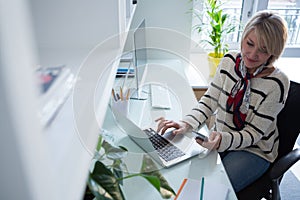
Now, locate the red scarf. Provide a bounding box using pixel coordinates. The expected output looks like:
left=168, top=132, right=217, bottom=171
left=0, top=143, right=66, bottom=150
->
left=225, top=54, right=275, bottom=130
left=226, top=55, right=253, bottom=130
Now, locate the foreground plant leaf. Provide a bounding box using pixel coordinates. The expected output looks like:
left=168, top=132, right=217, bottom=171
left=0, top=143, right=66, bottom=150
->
left=140, top=155, right=176, bottom=198
left=90, top=161, right=125, bottom=200
left=87, top=178, right=112, bottom=200
left=102, top=140, right=128, bottom=160
left=96, top=135, right=103, bottom=152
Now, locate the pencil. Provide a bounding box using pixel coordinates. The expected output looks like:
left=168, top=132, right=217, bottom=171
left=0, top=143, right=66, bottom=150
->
left=125, top=88, right=130, bottom=100
left=120, top=87, right=123, bottom=100
left=112, top=89, right=117, bottom=101
left=174, top=178, right=187, bottom=200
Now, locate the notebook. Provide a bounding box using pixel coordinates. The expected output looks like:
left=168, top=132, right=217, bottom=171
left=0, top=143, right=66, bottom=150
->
left=150, top=84, right=172, bottom=109
left=111, top=107, right=208, bottom=168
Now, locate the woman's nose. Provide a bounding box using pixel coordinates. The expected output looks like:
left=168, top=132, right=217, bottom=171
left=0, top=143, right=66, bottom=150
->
left=248, top=49, right=259, bottom=60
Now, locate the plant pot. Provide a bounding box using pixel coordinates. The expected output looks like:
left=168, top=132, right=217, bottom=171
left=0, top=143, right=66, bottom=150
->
left=207, top=52, right=223, bottom=77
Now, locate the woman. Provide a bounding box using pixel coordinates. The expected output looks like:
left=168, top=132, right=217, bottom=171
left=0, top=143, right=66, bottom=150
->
left=156, top=10, right=289, bottom=192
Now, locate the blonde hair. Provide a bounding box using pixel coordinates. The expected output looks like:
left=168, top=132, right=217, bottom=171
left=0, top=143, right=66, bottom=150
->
left=241, top=10, right=288, bottom=64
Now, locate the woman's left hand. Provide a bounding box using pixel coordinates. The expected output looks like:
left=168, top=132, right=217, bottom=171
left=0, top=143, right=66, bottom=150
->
left=155, top=117, right=191, bottom=135
left=195, top=131, right=222, bottom=150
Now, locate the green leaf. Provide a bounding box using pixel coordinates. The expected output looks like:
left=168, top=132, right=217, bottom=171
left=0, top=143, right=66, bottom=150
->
left=90, top=161, right=125, bottom=200
left=140, top=155, right=176, bottom=198
left=102, top=140, right=128, bottom=160
left=87, top=177, right=112, bottom=200
left=222, top=14, right=227, bottom=23
left=112, top=158, right=129, bottom=185
left=96, top=135, right=103, bottom=152
left=139, top=174, right=161, bottom=191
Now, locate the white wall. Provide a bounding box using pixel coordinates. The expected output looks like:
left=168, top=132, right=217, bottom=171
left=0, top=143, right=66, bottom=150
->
left=124, top=0, right=193, bottom=61
left=29, top=0, right=123, bottom=69
left=0, top=0, right=56, bottom=199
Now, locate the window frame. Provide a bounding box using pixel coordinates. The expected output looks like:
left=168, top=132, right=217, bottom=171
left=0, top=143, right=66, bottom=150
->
left=242, top=0, right=300, bottom=57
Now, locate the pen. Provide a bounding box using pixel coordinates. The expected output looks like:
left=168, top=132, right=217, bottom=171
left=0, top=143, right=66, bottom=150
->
left=200, top=177, right=204, bottom=200
left=116, top=93, right=120, bottom=101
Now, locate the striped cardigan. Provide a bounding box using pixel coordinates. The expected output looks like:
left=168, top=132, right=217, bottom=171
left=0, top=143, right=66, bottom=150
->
left=183, top=51, right=290, bottom=162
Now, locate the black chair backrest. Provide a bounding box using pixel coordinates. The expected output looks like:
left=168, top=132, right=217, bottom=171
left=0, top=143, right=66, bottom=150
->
left=276, top=81, right=300, bottom=160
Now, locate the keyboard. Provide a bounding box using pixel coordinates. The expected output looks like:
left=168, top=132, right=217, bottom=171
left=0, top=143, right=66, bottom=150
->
left=150, top=84, right=172, bottom=109
left=143, top=128, right=185, bottom=162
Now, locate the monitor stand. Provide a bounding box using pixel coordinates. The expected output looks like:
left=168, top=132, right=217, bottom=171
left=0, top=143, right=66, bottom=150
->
left=130, top=63, right=148, bottom=100
left=129, top=87, right=148, bottom=100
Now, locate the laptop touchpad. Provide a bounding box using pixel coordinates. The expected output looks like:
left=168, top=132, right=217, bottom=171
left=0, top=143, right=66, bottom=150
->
left=163, top=130, right=190, bottom=145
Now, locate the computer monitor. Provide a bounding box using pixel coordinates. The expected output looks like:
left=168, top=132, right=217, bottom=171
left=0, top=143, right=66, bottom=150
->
left=134, top=19, right=147, bottom=68
left=131, top=19, right=148, bottom=100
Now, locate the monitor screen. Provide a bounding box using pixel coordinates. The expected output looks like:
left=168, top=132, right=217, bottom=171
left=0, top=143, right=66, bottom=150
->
left=131, top=19, right=148, bottom=100
left=134, top=19, right=147, bottom=68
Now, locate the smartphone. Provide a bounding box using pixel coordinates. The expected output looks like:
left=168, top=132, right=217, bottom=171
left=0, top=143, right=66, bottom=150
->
left=192, top=131, right=208, bottom=142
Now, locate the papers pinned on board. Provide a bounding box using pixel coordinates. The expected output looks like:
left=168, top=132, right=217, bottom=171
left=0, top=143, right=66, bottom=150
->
left=37, top=65, right=75, bottom=127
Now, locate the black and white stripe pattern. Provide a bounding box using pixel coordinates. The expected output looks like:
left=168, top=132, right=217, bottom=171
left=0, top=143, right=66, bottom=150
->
left=183, top=51, right=290, bottom=162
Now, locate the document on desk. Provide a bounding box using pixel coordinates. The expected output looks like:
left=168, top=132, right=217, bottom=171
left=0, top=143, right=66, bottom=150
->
left=150, top=84, right=172, bottom=109
left=175, top=178, right=229, bottom=200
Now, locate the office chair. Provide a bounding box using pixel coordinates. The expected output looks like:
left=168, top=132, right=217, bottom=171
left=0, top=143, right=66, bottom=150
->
left=237, top=81, right=300, bottom=200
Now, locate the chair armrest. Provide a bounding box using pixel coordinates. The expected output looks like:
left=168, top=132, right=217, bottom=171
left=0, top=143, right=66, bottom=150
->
left=269, top=148, right=300, bottom=180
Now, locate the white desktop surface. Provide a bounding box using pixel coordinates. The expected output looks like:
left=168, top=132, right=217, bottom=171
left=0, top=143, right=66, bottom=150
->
left=104, top=63, right=237, bottom=199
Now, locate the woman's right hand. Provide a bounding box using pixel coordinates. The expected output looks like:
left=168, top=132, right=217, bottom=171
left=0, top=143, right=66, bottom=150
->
left=155, top=117, right=191, bottom=135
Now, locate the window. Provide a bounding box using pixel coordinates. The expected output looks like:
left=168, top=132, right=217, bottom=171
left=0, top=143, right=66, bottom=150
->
left=268, top=0, right=300, bottom=56
left=192, top=0, right=300, bottom=56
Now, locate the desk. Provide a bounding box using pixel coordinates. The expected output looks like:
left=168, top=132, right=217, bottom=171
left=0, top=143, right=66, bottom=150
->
left=103, top=63, right=237, bottom=199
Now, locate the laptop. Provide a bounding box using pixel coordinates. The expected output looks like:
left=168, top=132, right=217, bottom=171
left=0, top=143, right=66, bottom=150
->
left=111, top=107, right=208, bottom=168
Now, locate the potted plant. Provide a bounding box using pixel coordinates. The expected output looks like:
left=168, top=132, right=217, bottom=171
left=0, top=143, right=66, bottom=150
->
left=84, top=134, right=175, bottom=200
left=192, top=0, right=237, bottom=77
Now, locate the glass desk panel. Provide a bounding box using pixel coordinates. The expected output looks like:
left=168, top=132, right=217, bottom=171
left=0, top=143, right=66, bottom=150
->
left=103, top=63, right=238, bottom=199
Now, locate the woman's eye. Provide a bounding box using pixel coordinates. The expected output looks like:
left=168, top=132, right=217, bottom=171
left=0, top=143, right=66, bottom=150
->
left=246, top=41, right=254, bottom=46
left=259, top=47, right=268, bottom=54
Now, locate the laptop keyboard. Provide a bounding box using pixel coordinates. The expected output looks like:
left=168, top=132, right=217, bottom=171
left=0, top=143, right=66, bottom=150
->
left=143, top=128, right=185, bottom=162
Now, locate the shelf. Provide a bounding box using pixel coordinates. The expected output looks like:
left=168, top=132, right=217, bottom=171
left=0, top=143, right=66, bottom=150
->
left=37, top=65, right=75, bottom=127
